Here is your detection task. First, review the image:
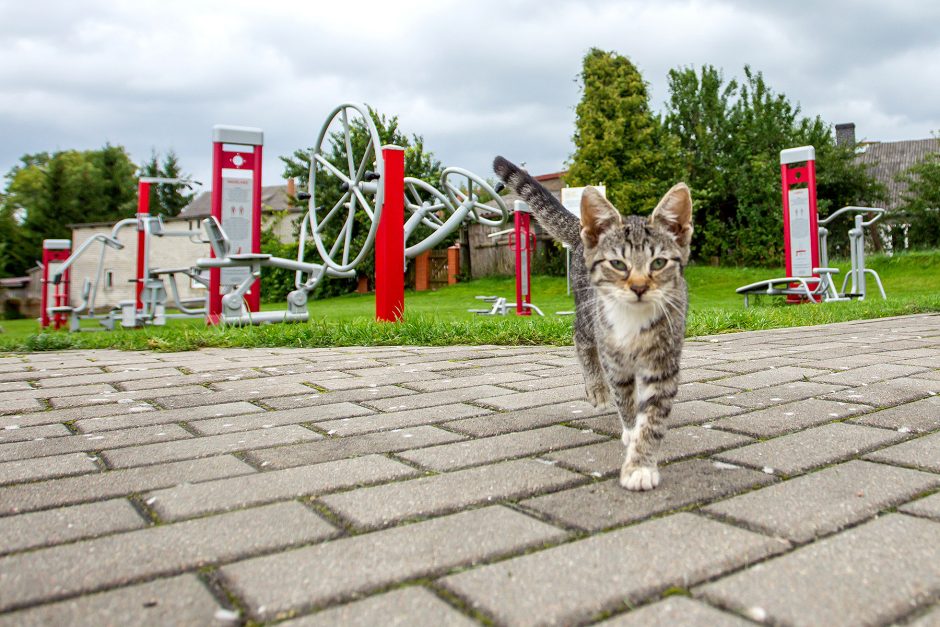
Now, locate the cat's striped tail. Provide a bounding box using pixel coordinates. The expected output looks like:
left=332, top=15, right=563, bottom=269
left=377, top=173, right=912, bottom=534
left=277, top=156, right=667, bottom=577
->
left=493, top=156, right=581, bottom=247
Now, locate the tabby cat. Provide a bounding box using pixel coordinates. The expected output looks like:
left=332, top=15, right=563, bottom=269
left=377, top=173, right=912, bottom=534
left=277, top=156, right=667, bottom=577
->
left=493, top=157, right=692, bottom=490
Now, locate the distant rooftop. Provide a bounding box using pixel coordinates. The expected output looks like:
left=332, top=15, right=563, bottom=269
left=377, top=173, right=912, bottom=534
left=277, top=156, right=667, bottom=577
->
left=855, top=138, right=940, bottom=210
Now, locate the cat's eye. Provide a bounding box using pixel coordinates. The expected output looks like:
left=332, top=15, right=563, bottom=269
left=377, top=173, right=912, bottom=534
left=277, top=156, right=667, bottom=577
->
left=609, top=259, right=628, bottom=272
left=650, top=258, right=668, bottom=271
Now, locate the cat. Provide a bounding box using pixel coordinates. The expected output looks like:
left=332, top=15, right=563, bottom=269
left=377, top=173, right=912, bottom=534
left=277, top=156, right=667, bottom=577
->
left=493, top=156, right=692, bottom=490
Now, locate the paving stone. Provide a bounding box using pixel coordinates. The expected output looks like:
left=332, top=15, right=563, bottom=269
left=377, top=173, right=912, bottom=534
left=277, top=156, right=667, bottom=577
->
left=102, top=424, right=322, bottom=468
left=849, top=396, right=940, bottom=433
left=315, top=403, right=491, bottom=437
left=0, top=397, right=43, bottom=414
left=244, top=426, right=466, bottom=470
left=281, top=587, right=476, bottom=627
left=705, top=460, right=940, bottom=542
left=0, top=498, right=146, bottom=554
left=50, top=385, right=211, bottom=409
left=440, top=513, right=788, bottom=627
left=0, top=455, right=254, bottom=515
left=597, top=597, right=753, bottom=627
left=0, top=574, right=228, bottom=627
left=476, top=384, right=585, bottom=411
left=396, top=425, right=606, bottom=471
left=146, top=454, right=418, bottom=521
left=810, top=362, right=929, bottom=386
left=363, top=385, right=516, bottom=411
left=707, top=355, right=808, bottom=374
left=2, top=401, right=159, bottom=428
left=315, top=371, right=446, bottom=391
left=714, top=381, right=847, bottom=408
left=908, top=606, right=940, bottom=627
left=677, top=367, right=736, bottom=383
left=72, top=401, right=264, bottom=433
left=500, top=373, right=586, bottom=392
left=0, top=451, right=99, bottom=486
left=220, top=505, right=566, bottom=622
left=823, top=377, right=939, bottom=407
left=900, top=491, right=940, bottom=521
left=0, top=382, right=116, bottom=402
left=260, top=385, right=415, bottom=410
left=695, top=514, right=940, bottom=627
left=321, top=458, right=585, bottom=530
left=864, top=431, right=940, bottom=473
left=0, top=501, right=335, bottom=613
left=445, top=401, right=607, bottom=437
left=32, top=367, right=184, bottom=389
left=546, top=426, right=753, bottom=477
left=570, top=400, right=745, bottom=436
left=675, top=381, right=740, bottom=402
left=714, top=422, right=909, bottom=476
left=709, top=398, right=871, bottom=438
left=710, top=366, right=831, bottom=390
left=208, top=371, right=350, bottom=391
left=523, top=459, right=774, bottom=531
left=188, top=402, right=374, bottom=435
left=0, top=423, right=194, bottom=463
left=0, top=422, right=71, bottom=443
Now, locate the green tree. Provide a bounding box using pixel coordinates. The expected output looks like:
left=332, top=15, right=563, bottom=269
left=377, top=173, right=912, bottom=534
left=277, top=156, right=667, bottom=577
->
left=156, top=150, right=194, bottom=217
left=896, top=146, right=940, bottom=249
left=568, top=48, right=680, bottom=212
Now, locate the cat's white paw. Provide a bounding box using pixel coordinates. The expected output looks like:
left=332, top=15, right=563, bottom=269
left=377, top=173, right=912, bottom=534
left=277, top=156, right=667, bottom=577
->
left=621, top=429, right=631, bottom=446
left=585, top=383, right=610, bottom=408
left=620, top=465, right=660, bottom=491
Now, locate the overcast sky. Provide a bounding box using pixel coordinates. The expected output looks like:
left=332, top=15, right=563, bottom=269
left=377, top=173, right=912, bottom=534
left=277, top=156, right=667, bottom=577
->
left=1, top=0, right=938, bottom=192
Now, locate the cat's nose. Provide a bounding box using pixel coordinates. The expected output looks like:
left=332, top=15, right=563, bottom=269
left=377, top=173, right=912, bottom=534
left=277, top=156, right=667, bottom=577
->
left=630, top=284, right=649, bottom=298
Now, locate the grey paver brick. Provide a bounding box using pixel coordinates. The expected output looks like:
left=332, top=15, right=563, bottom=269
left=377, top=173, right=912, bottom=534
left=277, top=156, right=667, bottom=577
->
left=522, top=459, right=774, bottom=531
left=281, top=587, right=476, bottom=627
left=260, top=385, right=415, bottom=410
left=709, top=398, right=871, bottom=438
left=823, top=377, right=939, bottom=407
left=0, top=501, right=335, bottom=612
left=545, top=426, right=752, bottom=477
left=714, top=381, right=847, bottom=408
left=362, top=384, right=515, bottom=411
left=597, top=597, right=753, bottom=627
left=909, top=606, right=940, bottom=627
left=102, top=424, right=323, bottom=468
left=849, top=396, right=940, bottom=433
left=676, top=381, right=740, bottom=402
left=0, top=498, right=145, bottom=554
left=244, top=426, right=466, bottom=470
left=1, top=401, right=158, bottom=428
left=155, top=384, right=319, bottom=409
left=219, top=506, right=567, bottom=622
left=475, top=384, right=586, bottom=411
left=711, top=365, right=831, bottom=390
left=440, top=513, right=788, bottom=627
left=188, top=402, right=374, bottom=435
left=704, top=460, right=940, bottom=542
left=0, top=382, right=116, bottom=402
left=0, top=455, right=254, bottom=515
left=321, top=458, right=585, bottom=530
left=714, top=422, right=909, bottom=476
left=0, top=423, right=71, bottom=444
left=49, top=385, right=211, bottom=409
left=0, top=423, right=194, bottom=463
left=315, top=403, right=491, bottom=437
left=0, top=574, right=227, bottom=627
left=570, top=400, right=745, bottom=436
left=810, top=362, right=929, bottom=385
left=0, top=452, right=99, bottom=486
left=71, top=401, right=264, bottom=433
left=32, top=367, right=184, bottom=388
left=0, top=397, right=43, bottom=414
left=864, top=431, right=940, bottom=473
left=500, top=373, right=586, bottom=392
left=695, top=514, right=940, bottom=627
left=900, top=491, right=940, bottom=521
left=397, top=425, right=606, bottom=471
left=315, top=371, right=446, bottom=391
left=146, top=454, right=418, bottom=521
left=444, top=401, right=606, bottom=437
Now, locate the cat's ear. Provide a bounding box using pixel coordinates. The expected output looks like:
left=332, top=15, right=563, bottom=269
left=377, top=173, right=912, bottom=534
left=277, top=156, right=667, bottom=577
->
left=651, top=183, right=693, bottom=249
left=580, top=187, right=622, bottom=248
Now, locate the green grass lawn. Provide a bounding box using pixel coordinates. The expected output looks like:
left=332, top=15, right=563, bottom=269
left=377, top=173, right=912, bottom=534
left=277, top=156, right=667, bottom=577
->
left=2, top=250, right=939, bottom=352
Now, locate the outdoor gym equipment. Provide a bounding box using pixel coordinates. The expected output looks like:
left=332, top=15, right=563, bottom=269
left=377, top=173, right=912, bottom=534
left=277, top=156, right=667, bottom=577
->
left=43, top=177, right=207, bottom=331
left=469, top=199, right=544, bottom=316
left=298, top=102, right=509, bottom=321
left=736, top=146, right=887, bottom=306
left=40, top=239, right=72, bottom=329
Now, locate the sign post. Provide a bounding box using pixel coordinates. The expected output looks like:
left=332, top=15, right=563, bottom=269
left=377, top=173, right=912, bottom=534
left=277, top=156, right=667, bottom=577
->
left=40, top=239, right=71, bottom=329
left=208, top=125, right=263, bottom=324
left=780, top=146, right=820, bottom=302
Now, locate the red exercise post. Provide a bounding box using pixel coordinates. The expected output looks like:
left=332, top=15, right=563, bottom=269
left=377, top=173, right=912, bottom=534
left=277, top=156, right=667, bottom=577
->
left=513, top=202, right=534, bottom=316
left=375, top=145, right=405, bottom=322
left=135, top=180, right=150, bottom=311
left=40, top=239, right=71, bottom=329
left=780, top=146, right=820, bottom=302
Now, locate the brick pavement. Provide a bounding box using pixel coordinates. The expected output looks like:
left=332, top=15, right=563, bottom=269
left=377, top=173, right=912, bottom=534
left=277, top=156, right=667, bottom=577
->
left=0, top=314, right=938, bottom=625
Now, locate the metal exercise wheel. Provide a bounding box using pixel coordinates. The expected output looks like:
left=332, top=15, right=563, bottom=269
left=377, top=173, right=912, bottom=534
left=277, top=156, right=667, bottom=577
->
left=303, top=103, right=385, bottom=272
left=403, top=177, right=470, bottom=257
left=441, top=166, right=510, bottom=227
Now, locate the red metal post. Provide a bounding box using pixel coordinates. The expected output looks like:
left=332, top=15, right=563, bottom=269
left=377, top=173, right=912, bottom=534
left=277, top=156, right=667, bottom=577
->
left=135, top=180, right=150, bottom=311
left=514, top=209, right=532, bottom=316
left=247, top=143, right=263, bottom=312
left=780, top=146, right=820, bottom=303
left=375, top=146, right=405, bottom=322
left=40, top=240, right=71, bottom=329
left=208, top=140, right=224, bottom=324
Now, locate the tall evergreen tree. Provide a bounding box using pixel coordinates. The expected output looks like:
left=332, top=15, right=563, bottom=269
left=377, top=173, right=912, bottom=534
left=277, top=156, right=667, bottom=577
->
left=568, top=48, right=679, bottom=212
left=157, top=150, right=194, bottom=217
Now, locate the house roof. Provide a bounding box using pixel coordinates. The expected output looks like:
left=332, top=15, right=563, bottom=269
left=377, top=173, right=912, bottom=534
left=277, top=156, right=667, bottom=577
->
left=855, top=138, right=940, bottom=210
left=0, top=276, right=30, bottom=288
left=179, top=184, right=299, bottom=219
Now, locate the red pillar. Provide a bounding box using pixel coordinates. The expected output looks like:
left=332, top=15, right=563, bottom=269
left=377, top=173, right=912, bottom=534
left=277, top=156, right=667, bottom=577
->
left=375, top=146, right=405, bottom=322
left=135, top=180, right=150, bottom=311
left=514, top=208, right=533, bottom=316
left=40, top=240, right=71, bottom=329
left=247, top=144, right=263, bottom=312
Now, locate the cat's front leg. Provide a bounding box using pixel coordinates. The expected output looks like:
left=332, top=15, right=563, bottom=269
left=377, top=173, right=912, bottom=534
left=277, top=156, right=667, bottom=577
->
left=619, top=372, right=677, bottom=491
left=576, top=339, right=610, bottom=408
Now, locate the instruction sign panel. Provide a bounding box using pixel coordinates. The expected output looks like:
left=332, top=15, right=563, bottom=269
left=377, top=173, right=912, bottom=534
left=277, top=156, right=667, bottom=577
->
left=787, top=187, right=813, bottom=276
left=561, top=186, right=606, bottom=218
left=220, top=176, right=253, bottom=286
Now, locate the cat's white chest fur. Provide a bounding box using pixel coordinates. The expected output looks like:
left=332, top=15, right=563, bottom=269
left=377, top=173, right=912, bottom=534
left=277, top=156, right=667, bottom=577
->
left=601, top=299, right=657, bottom=348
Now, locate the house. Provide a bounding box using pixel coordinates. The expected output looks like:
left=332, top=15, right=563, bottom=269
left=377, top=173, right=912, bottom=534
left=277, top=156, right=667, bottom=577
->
left=0, top=276, right=36, bottom=319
